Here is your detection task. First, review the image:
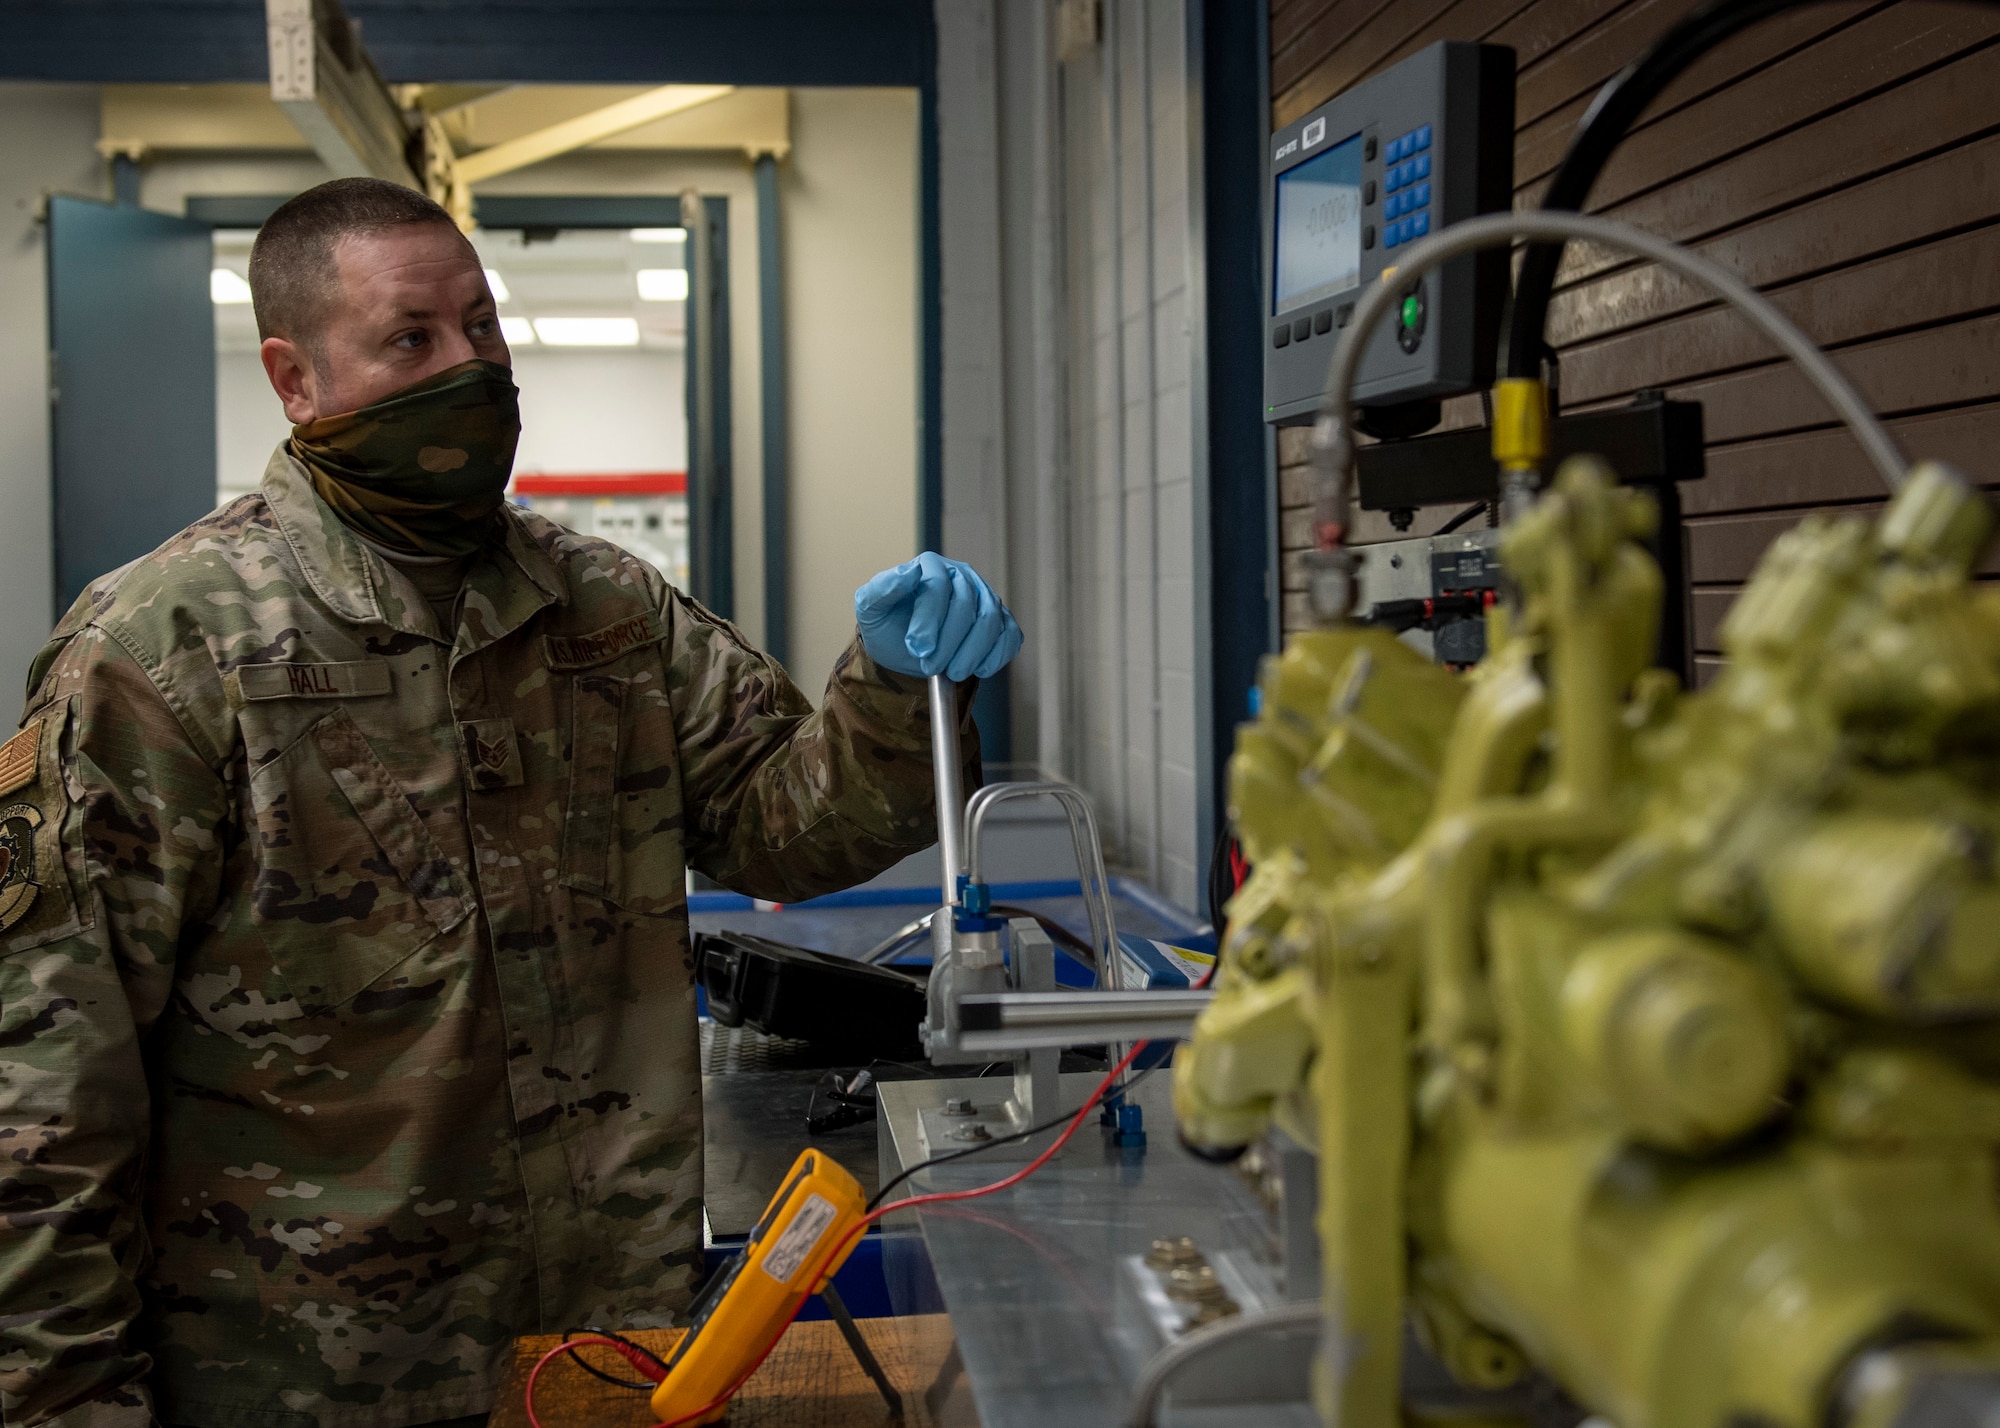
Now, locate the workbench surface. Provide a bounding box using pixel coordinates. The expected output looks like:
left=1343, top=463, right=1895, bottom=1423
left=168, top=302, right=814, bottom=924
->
left=490, top=1315, right=976, bottom=1428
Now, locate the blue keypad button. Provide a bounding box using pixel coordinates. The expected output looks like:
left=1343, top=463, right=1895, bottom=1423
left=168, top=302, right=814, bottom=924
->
left=1411, top=211, right=1430, bottom=237
left=1415, top=124, right=1432, bottom=151
left=1386, top=192, right=1402, bottom=219
left=1394, top=162, right=1411, bottom=189
left=1383, top=223, right=1399, bottom=249
left=1388, top=134, right=1407, bottom=162
left=1415, top=182, right=1430, bottom=208
left=1414, top=153, right=1431, bottom=180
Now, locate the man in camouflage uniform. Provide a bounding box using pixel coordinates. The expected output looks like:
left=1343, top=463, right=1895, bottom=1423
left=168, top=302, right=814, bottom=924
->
left=0, top=178, right=1020, bottom=1428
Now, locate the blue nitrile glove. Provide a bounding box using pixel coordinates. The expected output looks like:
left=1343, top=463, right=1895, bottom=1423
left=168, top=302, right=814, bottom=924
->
left=853, top=552, right=1024, bottom=681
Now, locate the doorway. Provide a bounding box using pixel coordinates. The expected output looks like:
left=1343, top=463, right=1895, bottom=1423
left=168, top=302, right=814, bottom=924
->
left=53, top=192, right=731, bottom=616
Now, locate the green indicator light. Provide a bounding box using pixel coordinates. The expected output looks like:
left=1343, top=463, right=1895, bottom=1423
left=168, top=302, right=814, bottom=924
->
left=1401, top=295, right=1420, bottom=327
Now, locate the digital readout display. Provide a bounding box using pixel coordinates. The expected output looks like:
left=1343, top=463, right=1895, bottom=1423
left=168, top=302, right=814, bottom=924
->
left=1274, top=131, right=1363, bottom=314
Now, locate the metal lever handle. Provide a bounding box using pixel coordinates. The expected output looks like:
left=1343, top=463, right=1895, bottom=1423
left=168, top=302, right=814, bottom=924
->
left=928, top=674, right=964, bottom=895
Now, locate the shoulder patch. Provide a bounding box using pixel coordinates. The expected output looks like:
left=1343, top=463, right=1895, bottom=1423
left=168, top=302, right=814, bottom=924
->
left=0, top=722, right=41, bottom=799
left=544, top=611, right=665, bottom=670
left=0, top=803, right=45, bottom=931
left=0, top=696, right=84, bottom=952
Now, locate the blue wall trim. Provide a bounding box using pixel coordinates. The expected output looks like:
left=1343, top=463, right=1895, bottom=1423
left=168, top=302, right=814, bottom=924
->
left=688, top=877, right=1090, bottom=915
left=0, top=1, right=934, bottom=86
left=684, top=194, right=736, bottom=617
left=472, top=195, right=686, bottom=229
left=185, top=193, right=692, bottom=232
left=687, top=875, right=1213, bottom=947
left=754, top=154, right=790, bottom=667
left=1201, top=0, right=1275, bottom=866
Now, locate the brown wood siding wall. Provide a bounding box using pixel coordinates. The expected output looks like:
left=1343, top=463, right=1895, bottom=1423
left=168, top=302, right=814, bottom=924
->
left=1269, top=0, right=2000, bottom=680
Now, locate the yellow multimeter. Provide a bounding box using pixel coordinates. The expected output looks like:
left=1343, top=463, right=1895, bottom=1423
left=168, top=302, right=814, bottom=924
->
left=649, top=1149, right=869, bottom=1425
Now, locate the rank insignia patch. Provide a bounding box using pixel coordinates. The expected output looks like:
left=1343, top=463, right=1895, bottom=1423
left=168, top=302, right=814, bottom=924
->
left=0, top=722, right=40, bottom=799
left=461, top=718, right=526, bottom=790
left=0, top=802, right=46, bottom=932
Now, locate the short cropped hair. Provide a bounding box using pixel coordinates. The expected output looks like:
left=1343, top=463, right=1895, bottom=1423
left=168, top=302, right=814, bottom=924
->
left=249, top=177, right=463, bottom=345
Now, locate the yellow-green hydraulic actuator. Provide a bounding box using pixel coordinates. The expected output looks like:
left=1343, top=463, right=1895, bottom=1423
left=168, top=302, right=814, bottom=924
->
left=1178, top=456, right=2000, bottom=1428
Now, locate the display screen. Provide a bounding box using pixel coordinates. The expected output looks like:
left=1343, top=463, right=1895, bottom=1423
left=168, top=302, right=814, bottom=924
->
left=1274, top=131, right=1363, bottom=314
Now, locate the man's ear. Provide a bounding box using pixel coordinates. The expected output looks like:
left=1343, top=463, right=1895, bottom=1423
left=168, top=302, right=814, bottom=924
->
left=260, top=336, right=319, bottom=425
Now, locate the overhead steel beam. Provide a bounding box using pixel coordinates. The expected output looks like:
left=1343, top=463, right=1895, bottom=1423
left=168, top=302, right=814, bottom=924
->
left=443, top=85, right=787, bottom=161
left=265, top=0, right=419, bottom=189
left=453, top=85, right=735, bottom=185
left=256, top=12, right=736, bottom=236
left=755, top=153, right=789, bottom=667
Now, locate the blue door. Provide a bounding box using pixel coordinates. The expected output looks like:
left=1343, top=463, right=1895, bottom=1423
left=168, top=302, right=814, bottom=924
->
left=47, top=196, right=216, bottom=610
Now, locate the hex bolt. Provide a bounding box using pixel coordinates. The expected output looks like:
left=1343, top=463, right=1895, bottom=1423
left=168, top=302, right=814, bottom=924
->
left=942, top=1097, right=976, bottom=1117
left=1145, top=1236, right=1203, bottom=1272
left=952, top=1123, right=992, bottom=1143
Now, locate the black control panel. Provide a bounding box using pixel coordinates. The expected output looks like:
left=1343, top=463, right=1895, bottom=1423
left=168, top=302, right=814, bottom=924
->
left=1264, top=41, right=1515, bottom=423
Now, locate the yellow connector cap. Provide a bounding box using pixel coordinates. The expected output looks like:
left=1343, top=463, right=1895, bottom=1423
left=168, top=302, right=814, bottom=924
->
left=1490, top=378, right=1549, bottom=472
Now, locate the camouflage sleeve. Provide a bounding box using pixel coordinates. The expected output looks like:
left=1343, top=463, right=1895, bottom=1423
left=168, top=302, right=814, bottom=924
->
left=0, top=629, right=231, bottom=1428
left=667, top=592, right=979, bottom=903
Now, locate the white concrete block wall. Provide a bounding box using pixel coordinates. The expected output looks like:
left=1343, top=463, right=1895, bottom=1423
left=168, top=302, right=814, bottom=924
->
left=947, top=0, right=1212, bottom=910
left=1096, top=0, right=1209, bottom=907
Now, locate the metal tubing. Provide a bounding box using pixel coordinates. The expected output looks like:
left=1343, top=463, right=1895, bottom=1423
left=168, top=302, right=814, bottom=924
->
left=964, top=781, right=1123, bottom=991
left=1310, top=212, right=1907, bottom=536
left=929, top=675, right=966, bottom=891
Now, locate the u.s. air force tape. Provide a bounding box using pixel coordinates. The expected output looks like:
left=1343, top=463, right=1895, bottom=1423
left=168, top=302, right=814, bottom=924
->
left=543, top=611, right=665, bottom=670
left=232, top=661, right=393, bottom=702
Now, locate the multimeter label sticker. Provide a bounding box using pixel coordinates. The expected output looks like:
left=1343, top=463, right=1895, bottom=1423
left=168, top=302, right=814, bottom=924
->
left=762, top=1194, right=839, bottom=1284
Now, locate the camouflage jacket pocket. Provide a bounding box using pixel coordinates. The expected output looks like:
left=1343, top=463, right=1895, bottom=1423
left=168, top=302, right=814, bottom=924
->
left=559, top=671, right=685, bottom=916
left=249, top=709, right=475, bottom=1004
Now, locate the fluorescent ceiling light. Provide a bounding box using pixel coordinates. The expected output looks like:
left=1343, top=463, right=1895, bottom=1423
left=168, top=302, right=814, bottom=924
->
left=483, top=267, right=511, bottom=303
left=533, top=317, right=640, bottom=347
left=636, top=268, right=689, bottom=302
left=210, top=268, right=252, bottom=304
left=630, top=227, right=686, bottom=243
left=499, top=316, right=535, bottom=344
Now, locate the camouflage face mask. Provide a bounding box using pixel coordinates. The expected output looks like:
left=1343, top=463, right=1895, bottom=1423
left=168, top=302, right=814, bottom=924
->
left=290, top=358, right=521, bottom=558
